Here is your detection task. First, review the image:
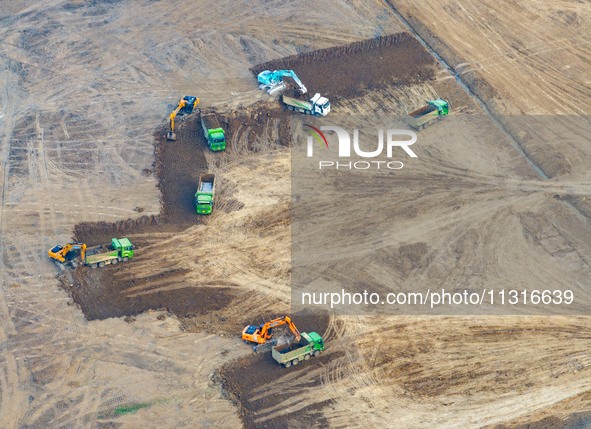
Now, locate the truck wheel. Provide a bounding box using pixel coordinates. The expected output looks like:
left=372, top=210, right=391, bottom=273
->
left=118, top=256, right=123, bottom=262
left=123, top=257, right=129, bottom=262
left=98, top=262, right=105, bottom=268
left=292, top=359, right=299, bottom=366
left=285, top=361, right=291, bottom=368
left=304, top=354, right=310, bottom=360
left=91, top=263, right=98, bottom=268
left=111, top=258, right=118, bottom=265
left=313, top=350, right=320, bottom=357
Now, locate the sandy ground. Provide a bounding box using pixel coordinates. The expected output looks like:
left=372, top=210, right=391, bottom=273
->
left=0, top=1, right=406, bottom=427
left=1, top=0, right=590, bottom=428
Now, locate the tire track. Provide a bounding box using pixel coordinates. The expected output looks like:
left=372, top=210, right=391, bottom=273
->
left=383, top=0, right=550, bottom=180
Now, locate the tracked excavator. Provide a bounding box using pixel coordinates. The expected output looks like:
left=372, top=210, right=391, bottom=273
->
left=257, top=70, right=307, bottom=95
left=242, top=316, right=301, bottom=351
left=166, top=96, right=200, bottom=141
left=48, top=243, right=87, bottom=265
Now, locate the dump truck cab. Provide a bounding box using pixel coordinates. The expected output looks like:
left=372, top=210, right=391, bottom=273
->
left=111, top=237, right=134, bottom=259
left=310, top=93, right=330, bottom=116
left=196, top=194, right=213, bottom=214
left=429, top=98, right=449, bottom=115
left=208, top=129, right=226, bottom=151
left=195, top=174, right=215, bottom=215
left=306, top=332, right=324, bottom=350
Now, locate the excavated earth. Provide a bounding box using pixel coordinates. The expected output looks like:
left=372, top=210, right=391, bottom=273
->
left=62, top=33, right=438, bottom=324
left=55, top=34, right=448, bottom=427
left=50, top=32, right=591, bottom=429
left=215, top=311, right=334, bottom=429
left=251, top=33, right=436, bottom=100
left=62, top=102, right=289, bottom=320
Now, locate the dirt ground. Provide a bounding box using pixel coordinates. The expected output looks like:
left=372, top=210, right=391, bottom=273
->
left=1, top=1, right=590, bottom=428
left=252, top=33, right=436, bottom=100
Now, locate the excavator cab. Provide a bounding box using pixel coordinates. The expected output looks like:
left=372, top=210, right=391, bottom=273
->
left=166, top=96, right=200, bottom=141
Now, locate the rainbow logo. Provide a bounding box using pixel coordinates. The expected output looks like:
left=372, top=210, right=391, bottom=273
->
left=303, top=124, right=328, bottom=149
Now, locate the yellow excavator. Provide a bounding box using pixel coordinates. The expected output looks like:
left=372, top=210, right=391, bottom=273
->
left=166, top=95, right=200, bottom=141
left=48, top=242, right=86, bottom=265
left=242, top=316, right=301, bottom=351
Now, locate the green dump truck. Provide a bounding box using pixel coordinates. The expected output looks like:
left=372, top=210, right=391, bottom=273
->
left=272, top=332, right=325, bottom=368
left=85, top=238, right=134, bottom=268
left=195, top=173, right=215, bottom=215
left=201, top=112, right=226, bottom=151
left=407, top=98, right=450, bottom=130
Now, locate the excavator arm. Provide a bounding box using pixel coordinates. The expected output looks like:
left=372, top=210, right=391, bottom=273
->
left=257, top=70, right=307, bottom=95
left=166, top=96, right=200, bottom=141
left=242, top=316, right=301, bottom=345
left=168, top=100, right=186, bottom=134
left=285, top=316, right=301, bottom=342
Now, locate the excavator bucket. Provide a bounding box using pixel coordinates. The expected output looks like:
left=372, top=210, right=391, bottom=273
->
left=253, top=339, right=277, bottom=353
left=166, top=131, right=177, bottom=141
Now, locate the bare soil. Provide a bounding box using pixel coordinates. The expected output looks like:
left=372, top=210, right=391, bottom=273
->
left=2, top=2, right=590, bottom=427
left=251, top=33, right=436, bottom=100
left=63, top=104, right=289, bottom=320
left=62, top=34, right=437, bottom=324
left=216, top=311, right=334, bottom=429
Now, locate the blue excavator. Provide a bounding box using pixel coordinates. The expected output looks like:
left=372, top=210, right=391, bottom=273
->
left=257, top=70, right=307, bottom=95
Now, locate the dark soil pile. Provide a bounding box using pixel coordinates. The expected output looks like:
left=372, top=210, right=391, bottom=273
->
left=251, top=33, right=436, bottom=100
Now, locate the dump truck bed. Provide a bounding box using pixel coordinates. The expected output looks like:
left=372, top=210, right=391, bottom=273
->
left=85, top=250, right=119, bottom=265
left=85, top=244, right=111, bottom=256
left=282, top=95, right=313, bottom=111
left=201, top=113, right=222, bottom=130
left=409, top=104, right=437, bottom=118
left=197, top=174, right=215, bottom=192
left=272, top=337, right=310, bottom=364
left=199, top=182, right=213, bottom=192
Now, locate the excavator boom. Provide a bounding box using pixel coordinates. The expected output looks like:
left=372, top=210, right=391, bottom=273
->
left=257, top=70, right=307, bottom=95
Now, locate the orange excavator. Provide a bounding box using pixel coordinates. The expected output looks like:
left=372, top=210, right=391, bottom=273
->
left=242, top=316, right=301, bottom=350
left=48, top=242, right=86, bottom=264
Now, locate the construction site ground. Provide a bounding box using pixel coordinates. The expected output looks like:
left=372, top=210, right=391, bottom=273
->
left=0, top=1, right=590, bottom=428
